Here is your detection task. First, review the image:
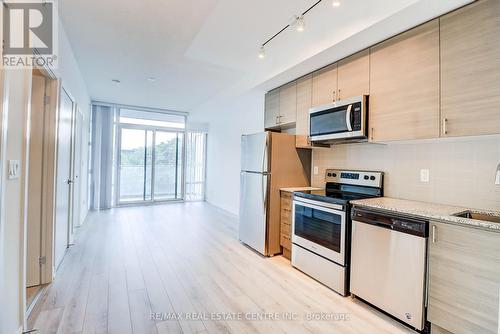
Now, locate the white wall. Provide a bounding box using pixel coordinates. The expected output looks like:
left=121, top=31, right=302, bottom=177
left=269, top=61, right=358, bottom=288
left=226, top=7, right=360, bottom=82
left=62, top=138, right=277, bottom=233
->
left=0, top=24, right=91, bottom=334
left=190, top=89, right=265, bottom=215
left=0, top=69, right=31, bottom=334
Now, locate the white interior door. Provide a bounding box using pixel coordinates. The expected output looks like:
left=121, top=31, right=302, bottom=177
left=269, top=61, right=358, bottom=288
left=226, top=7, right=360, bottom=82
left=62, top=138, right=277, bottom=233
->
left=26, top=74, right=46, bottom=287
left=71, top=108, right=83, bottom=232
left=54, top=88, right=74, bottom=269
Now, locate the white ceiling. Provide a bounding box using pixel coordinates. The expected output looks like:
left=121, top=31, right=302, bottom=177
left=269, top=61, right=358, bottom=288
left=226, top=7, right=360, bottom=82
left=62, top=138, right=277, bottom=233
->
left=60, top=0, right=472, bottom=112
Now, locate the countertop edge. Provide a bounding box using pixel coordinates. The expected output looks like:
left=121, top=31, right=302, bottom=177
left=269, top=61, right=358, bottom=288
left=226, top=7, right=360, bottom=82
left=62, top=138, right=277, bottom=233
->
left=280, top=187, right=323, bottom=193
left=351, top=200, right=500, bottom=233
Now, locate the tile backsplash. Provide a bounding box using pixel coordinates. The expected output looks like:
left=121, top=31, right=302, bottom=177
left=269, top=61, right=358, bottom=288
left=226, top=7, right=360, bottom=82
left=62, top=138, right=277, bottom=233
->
left=312, top=137, right=500, bottom=211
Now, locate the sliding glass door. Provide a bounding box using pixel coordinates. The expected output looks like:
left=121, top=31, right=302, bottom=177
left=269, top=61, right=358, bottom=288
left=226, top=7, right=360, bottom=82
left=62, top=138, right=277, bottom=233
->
left=118, top=126, right=183, bottom=205
left=154, top=131, right=183, bottom=200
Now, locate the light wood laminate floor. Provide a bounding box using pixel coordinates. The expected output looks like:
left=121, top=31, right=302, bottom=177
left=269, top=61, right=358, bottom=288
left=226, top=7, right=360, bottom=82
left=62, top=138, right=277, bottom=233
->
left=28, top=203, right=415, bottom=334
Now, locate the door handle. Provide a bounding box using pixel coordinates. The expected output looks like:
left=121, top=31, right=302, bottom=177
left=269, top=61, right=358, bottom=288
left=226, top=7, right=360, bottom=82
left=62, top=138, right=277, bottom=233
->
left=442, top=118, right=448, bottom=135
left=66, top=179, right=74, bottom=185
left=345, top=104, right=353, bottom=131
left=261, top=175, right=267, bottom=215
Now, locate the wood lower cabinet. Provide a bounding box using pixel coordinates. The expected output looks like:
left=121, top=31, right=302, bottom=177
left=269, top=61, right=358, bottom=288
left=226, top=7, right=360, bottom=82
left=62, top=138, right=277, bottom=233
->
left=312, top=64, right=338, bottom=107
left=440, top=0, right=500, bottom=137
left=428, top=221, right=500, bottom=334
left=280, top=191, right=293, bottom=259
left=369, top=20, right=440, bottom=142
left=337, top=49, right=370, bottom=99
left=264, top=89, right=280, bottom=129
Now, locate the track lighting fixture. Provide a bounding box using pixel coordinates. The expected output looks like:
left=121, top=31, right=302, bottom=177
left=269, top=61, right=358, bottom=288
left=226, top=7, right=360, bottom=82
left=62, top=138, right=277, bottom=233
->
left=258, top=0, right=342, bottom=58
left=295, top=15, right=305, bottom=32
left=258, top=46, right=266, bottom=59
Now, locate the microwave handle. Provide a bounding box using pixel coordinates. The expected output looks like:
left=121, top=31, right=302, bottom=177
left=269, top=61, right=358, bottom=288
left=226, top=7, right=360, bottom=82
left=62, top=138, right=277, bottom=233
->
left=345, top=104, right=353, bottom=131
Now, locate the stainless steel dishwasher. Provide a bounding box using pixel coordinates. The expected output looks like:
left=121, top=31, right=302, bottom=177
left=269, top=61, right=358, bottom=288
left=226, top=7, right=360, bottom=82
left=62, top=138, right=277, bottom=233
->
left=350, top=207, right=429, bottom=331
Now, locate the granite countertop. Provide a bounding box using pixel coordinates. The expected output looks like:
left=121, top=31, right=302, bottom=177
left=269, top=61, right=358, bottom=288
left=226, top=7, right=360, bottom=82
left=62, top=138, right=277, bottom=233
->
left=350, top=197, right=500, bottom=233
left=280, top=187, right=323, bottom=193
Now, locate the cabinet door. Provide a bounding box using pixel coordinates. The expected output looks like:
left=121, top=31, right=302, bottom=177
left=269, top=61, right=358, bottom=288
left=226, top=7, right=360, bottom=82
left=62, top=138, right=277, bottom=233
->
left=312, top=64, right=337, bottom=107
left=428, top=222, right=500, bottom=334
left=264, top=89, right=280, bottom=129
left=295, top=75, right=312, bottom=147
left=369, top=20, right=440, bottom=142
left=279, top=81, right=297, bottom=125
left=440, top=0, right=500, bottom=137
left=337, top=49, right=370, bottom=99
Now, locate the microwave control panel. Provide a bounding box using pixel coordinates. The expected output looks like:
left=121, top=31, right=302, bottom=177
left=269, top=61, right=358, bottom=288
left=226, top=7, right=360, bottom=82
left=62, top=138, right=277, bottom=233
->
left=352, top=102, right=362, bottom=131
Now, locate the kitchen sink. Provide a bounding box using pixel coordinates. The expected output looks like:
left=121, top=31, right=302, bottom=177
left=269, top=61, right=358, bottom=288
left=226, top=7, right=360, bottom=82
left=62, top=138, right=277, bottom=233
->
left=453, top=210, right=500, bottom=224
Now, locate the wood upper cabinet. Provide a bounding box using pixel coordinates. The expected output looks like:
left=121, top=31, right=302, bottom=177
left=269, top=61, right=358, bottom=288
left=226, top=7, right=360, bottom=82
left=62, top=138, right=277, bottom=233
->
left=440, top=0, right=500, bottom=137
left=312, top=64, right=337, bottom=107
left=279, top=81, right=297, bottom=125
left=337, top=49, right=370, bottom=99
left=295, top=75, right=312, bottom=147
left=369, top=20, right=440, bottom=142
left=264, top=88, right=280, bottom=129
left=428, top=221, right=500, bottom=334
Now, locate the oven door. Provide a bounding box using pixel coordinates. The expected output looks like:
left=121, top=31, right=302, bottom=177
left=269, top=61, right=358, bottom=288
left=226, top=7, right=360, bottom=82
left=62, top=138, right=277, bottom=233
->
left=292, top=198, right=346, bottom=265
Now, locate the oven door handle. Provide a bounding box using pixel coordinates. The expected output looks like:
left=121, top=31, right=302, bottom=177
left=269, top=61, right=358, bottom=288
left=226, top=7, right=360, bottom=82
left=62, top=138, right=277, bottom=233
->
left=345, top=104, right=353, bottom=131
left=293, top=199, right=345, bottom=214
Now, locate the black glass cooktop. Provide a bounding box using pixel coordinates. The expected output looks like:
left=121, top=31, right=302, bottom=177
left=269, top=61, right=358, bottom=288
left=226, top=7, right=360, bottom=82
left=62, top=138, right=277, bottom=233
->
left=294, top=185, right=381, bottom=206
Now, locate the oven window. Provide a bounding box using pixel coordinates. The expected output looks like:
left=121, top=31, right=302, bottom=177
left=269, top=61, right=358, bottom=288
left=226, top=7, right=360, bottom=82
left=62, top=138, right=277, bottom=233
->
left=310, top=108, right=349, bottom=136
left=294, top=204, right=342, bottom=252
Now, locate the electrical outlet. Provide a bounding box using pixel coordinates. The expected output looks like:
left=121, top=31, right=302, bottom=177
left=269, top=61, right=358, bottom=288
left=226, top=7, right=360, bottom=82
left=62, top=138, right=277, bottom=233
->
left=8, top=160, right=20, bottom=180
left=313, top=166, right=319, bottom=175
left=420, top=169, right=430, bottom=183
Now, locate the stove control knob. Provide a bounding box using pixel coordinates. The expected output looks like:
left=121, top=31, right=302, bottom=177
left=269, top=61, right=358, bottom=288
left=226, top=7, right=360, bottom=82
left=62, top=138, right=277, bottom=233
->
left=370, top=176, right=376, bottom=181
left=327, top=173, right=332, bottom=177
left=332, top=173, right=337, bottom=177
left=364, top=175, right=369, bottom=180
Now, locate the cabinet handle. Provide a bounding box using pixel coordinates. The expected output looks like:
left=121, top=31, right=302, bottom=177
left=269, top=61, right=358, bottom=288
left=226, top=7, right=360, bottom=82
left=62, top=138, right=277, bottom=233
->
left=338, top=89, right=341, bottom=100
left=370, top=127, right=374, bottom=141
left=442, top=118, right=448, bottom=135
left=432, top=225, right=437, bottom=243
left=332, top=90, right=336, bottom=102
left=276, top=115, right=279, bottom=124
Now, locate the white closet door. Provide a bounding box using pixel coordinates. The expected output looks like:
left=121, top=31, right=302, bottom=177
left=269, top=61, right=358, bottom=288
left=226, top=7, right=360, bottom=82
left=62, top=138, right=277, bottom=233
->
left=54, top=89, right=74, bottom=269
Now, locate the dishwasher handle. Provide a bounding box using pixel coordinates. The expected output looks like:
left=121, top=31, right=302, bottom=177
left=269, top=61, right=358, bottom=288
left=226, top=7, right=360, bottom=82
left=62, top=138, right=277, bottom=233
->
left=352, top=207, right=428, bottom=237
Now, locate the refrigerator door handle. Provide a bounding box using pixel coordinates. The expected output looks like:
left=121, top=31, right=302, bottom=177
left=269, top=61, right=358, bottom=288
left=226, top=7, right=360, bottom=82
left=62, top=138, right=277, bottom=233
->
left=261, top=174, right=267, bottom=215
left=262, top=134, right=268, bottom=173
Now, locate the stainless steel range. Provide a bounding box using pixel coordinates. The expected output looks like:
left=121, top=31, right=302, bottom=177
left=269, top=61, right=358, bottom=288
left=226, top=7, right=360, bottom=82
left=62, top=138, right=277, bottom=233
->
left=291, top=169, right=384, bottom=296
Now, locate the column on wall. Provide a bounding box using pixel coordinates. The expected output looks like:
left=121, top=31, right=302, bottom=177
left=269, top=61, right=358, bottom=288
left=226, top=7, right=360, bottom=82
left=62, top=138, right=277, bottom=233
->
left=90, top=104, right=115, bottom=210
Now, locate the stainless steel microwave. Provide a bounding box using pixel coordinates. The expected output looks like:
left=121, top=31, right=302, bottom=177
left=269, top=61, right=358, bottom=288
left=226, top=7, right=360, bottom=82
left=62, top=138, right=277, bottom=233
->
left=309, top=95, right=368, bottom=143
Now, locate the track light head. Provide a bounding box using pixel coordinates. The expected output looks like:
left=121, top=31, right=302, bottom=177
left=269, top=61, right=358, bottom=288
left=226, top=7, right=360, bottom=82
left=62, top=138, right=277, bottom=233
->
left=296, top=16, right=305, bottom=32
left=258, top=46, right=266, bottom=59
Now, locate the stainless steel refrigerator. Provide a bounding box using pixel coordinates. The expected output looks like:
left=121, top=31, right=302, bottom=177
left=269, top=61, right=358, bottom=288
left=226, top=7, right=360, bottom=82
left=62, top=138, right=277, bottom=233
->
left=239, top=132, right=311, bottom=256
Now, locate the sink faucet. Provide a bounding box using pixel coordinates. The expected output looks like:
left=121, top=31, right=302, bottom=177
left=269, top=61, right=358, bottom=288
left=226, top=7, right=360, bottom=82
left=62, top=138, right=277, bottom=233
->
left=496, top=163, right=500, bottom=185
